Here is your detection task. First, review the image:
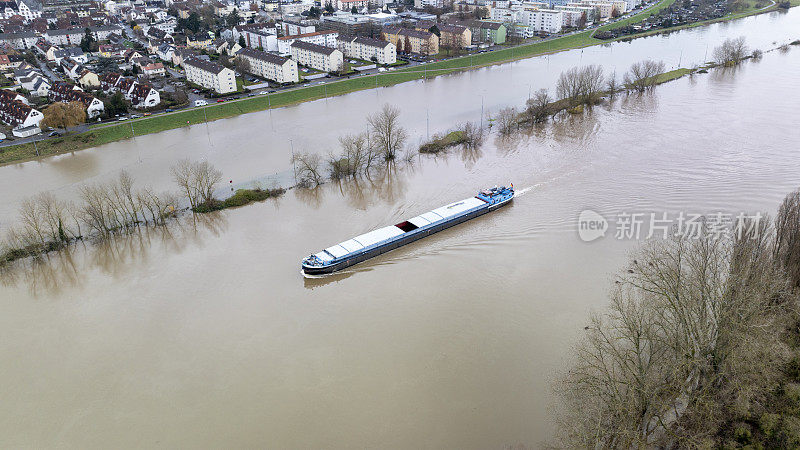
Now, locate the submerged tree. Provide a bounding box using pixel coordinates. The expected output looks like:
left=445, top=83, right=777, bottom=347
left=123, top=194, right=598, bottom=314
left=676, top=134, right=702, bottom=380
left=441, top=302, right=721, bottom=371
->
left=712, top=36, right=749, bottom=65
left=524, top=88, right=551, bottom=123
left=556, top=65, right=604, bottom=107
left=368, top=104, right=407, bottom=161
left=555, top=220, right=794, bottom=448
left=623, top=59, right=666, bottom=92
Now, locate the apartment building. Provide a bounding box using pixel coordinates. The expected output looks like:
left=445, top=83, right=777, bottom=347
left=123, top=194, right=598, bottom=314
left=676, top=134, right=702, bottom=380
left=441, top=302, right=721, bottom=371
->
left=415, top=22, right=470, bottom=49
left=184, top=58, right=236, bottom=94
left=290, top=40, right=344, bottom=73
left=0, top=31, right=37, bottom=49
left=337, top=36, right=396, bottom=64
left=381, top=27, right=439, bottom=55
left=236, top=47, right=299, bottom=83
left=277, top=30, right=338, bottom=55
left=241, top=29, right=278, bottom=52
left=518, top=8, right=563, bottom=33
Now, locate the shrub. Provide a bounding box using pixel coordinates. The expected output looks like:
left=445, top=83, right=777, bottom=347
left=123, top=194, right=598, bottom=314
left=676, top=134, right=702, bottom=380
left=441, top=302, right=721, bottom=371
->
left=734, top=425, right=752, bottom=444
left=760, top=413, right=781, bottom=438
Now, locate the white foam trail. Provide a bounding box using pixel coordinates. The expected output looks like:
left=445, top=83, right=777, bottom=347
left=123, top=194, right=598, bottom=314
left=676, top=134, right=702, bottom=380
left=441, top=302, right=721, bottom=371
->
left=514, top=169, right=581, bottom=198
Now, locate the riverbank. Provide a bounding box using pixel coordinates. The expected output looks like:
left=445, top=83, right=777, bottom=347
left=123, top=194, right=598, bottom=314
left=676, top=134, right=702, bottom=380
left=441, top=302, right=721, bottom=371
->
left=0, top=3, right=794, bottom=167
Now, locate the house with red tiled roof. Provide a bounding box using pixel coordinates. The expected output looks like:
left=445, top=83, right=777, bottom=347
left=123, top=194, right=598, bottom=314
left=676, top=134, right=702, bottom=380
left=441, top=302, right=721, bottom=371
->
left=0, top=88, right=42, bottom=130
left=99, top=72, right=160, bottom=108
left=49, top=81, right=104, bottom=118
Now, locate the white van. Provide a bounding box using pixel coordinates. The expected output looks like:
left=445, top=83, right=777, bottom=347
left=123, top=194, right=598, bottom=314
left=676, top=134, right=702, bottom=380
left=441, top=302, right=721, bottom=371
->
left=194, top=100, right=208, bottom=107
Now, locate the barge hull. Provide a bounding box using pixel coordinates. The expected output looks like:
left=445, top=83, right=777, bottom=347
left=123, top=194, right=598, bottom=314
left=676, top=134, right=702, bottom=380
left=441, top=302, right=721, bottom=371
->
left=303, top=197, right=511, bottom=275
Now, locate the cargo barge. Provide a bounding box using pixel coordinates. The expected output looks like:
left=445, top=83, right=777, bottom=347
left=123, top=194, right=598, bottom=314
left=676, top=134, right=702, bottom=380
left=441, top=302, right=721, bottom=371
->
left=301, top=185, right=514, bottom=275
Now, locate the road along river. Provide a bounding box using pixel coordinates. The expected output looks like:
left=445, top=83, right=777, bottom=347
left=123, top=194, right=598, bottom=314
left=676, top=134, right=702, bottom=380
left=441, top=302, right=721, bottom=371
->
left=0, top=9, right=799, bottom=449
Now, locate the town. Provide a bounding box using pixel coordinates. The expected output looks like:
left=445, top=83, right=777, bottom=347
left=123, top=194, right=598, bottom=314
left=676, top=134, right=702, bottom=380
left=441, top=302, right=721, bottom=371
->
left=0, top=0, right=648, bottom=141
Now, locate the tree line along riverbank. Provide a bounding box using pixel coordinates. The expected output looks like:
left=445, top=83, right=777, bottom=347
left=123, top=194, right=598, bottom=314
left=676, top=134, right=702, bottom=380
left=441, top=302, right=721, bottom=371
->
left=0, top=37, right=783, bottom=267
left=0, top=1, right=795, bottom=167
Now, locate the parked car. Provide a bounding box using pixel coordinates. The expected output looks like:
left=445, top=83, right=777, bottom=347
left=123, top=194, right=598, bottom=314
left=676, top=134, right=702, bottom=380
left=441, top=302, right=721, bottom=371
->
left=165, top=108, right=174, bottom=112
left=118, top=116, right=128, bottom=121
left=216, top=99, right=224, bottom=103
left=130, top=114, right=141, bottom=118
left=48, top=131, right=61, bottom=137
left=143, top=112, right=151, bottom=116
left=194, top=99, right=208, bottom=107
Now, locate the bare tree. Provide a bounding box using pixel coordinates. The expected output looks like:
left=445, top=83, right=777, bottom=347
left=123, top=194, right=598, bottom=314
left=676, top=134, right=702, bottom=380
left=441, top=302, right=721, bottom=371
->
left=330, top=132, right=371, bottom=179
left=712, top=36, right=749, bottom=65
left=623, top=59, right=666, bottom=92
left=79, top=183, right=113, bottom=236
left=776, top=188, right=800, bottom=287
left=234, top=55, right=251, bottom=74
left=18, top=197, right=49, bottom=249
left=495, top=106, right=518, bottom=135
left=35, top=191, right=72, bottom=243
left=193, top=160, right=223, bottom=205
left=459, top=121, right=483, bottom=148
left=368, top=104, right=407, bottom=161
left=557, top=65, right=604, bottom=106
left=606, top=70, right=619, bottom=96
left=170, top=159, right=221, bottom=209
left=524, top=88, right=551, bottom=123
left=172, top=159, right=197, bottom=209
left=555, top=226, right=793, bottom=448
left=292, top=152, right=325, bottom=187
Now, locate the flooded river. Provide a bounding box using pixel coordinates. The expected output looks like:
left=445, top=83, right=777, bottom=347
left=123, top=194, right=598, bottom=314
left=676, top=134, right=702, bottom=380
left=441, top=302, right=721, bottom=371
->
left=1, top=10, right=800, bottom=448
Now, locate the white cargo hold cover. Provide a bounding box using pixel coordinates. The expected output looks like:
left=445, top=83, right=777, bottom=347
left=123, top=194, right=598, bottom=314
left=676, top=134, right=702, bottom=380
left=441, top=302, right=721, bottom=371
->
left=324, top=244, right=351, bottom=258
left=419, top=211, right=444, bottom=224
left=408, top=215, right=431, bottom=228
left=314, top=251, right=335, bottom=262
left=339, top=239, right=365, bottom=253
left=431, top=197, right=485, bottom=220
left=353, top=226, right=403, bottom=248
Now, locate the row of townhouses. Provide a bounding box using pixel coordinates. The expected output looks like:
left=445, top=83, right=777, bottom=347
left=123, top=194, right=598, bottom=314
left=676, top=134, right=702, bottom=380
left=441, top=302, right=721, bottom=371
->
left=100, top=73, right=161, bottom=108
left=49, top=81, right=105, bottom=118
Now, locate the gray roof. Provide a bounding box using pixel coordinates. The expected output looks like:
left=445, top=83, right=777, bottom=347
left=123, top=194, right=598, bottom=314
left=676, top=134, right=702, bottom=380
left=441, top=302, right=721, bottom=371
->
left=475, top=20, right=504, bottom=30
left=184, top=57, right=228, bottom=74
left=290, top=40, right=337, bottom=55
left=54, top=47, right=84, bottom=58
left=0, top=31, right=36, bottom=39
left=237, top=47, right=291, bottom=65
left=437, top=23, right=468, bottom=34
left=383, top=26, right=433, bottom=40
left=353, top=36, right=391, bottom=49
left=47, top=29, right=83, bottom=36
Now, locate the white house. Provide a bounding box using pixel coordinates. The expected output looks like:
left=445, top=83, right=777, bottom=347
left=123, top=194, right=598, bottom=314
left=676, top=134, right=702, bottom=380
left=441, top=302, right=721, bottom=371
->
left=44, top=29, right=83, bottom=46
left=290, top=41, right=344, bottom=73
left=53, top=47, right=88, bottom=64
left=184, top=58, right=237, bottom=94
left=236, top=47, right=298, bottom=83
left=0, top=0, right=43, bottom=21
left=337, top=36, right=396, bottom=64
left=0, top=89, right=42, bottom=129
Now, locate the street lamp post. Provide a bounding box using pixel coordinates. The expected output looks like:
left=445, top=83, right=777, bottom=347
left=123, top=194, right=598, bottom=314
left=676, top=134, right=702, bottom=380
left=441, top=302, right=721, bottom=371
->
left=289, top=138, right=296, bottom=183
left=479, top=95, right=484, bottom=129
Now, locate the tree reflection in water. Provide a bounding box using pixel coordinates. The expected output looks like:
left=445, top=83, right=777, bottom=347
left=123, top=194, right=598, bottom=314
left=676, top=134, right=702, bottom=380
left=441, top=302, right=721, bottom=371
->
left=0, top=212, right=228, bottom=297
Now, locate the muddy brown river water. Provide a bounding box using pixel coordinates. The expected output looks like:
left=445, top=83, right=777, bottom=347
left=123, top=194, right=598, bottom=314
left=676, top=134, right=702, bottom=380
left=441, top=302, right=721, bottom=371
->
left=1, top=9, right=799, bottom=448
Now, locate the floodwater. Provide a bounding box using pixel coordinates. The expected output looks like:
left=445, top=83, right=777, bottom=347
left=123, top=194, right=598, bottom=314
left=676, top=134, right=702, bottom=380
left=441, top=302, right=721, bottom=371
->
left=2, top=10, right=800, bottom=449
